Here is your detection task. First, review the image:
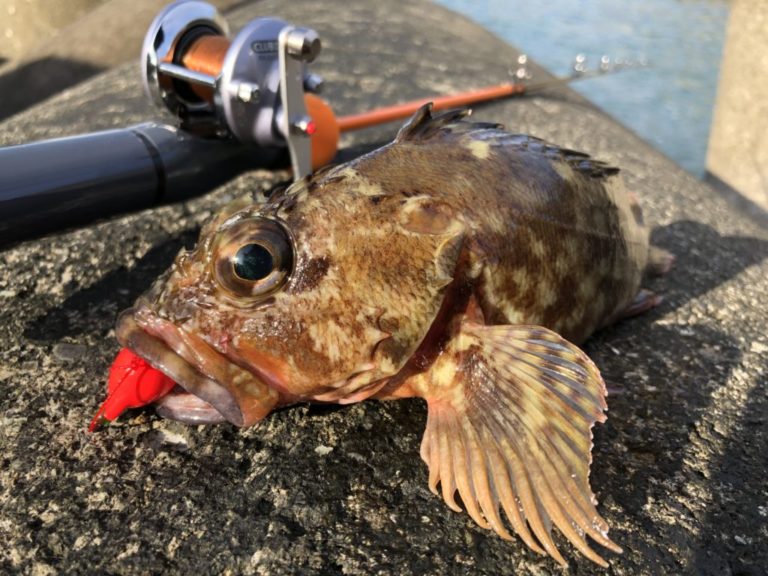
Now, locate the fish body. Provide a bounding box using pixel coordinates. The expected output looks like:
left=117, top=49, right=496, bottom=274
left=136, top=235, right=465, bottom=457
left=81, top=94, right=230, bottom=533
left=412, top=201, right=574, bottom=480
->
left=114, top=105, right=667, bottom=566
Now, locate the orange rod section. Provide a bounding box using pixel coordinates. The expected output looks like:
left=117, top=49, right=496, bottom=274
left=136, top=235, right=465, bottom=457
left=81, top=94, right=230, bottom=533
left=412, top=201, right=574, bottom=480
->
left=161, top=34, right=531, bottom=140
left=336, top=83, right=527, bottom=132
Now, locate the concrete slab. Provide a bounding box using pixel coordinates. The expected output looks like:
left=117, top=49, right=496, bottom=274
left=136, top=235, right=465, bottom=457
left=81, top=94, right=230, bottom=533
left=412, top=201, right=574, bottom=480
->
left=1, top=1, right=766, bottom=574
left=706, top=0, right=768, bottom=212
left=0, top=0, right=106, bottom=62
left=0, top=0, right=240, bottom=120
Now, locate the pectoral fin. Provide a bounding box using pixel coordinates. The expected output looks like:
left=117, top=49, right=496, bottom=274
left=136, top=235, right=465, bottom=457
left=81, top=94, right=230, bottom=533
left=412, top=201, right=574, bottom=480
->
left=413, top=322, right=621, bottom=567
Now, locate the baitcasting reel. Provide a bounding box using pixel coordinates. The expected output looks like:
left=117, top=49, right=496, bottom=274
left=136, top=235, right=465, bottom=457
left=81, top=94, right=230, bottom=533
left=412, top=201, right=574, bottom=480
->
left=142, top=0, right=333, bottom=178
left=0, top=0, right=339, bottom=246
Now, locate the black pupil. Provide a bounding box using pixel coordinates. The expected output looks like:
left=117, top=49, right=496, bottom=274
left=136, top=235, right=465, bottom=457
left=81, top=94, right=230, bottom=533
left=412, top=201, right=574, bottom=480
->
left=233, top=243, right=274, bottom=281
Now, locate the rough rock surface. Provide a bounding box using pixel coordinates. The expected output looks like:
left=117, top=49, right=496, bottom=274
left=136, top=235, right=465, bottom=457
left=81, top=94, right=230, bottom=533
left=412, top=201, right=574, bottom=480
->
left=1, top=1, right=766, bottom=575
left=0, top=0, right=241, bottom=121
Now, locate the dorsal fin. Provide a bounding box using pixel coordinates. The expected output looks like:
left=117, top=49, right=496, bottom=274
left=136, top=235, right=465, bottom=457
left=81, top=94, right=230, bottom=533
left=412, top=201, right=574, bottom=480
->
left=395, top=103, right=502, bottom=143
left=395, top=103, right=620, bottom=179
left=513, top=135, right=621, bottom=178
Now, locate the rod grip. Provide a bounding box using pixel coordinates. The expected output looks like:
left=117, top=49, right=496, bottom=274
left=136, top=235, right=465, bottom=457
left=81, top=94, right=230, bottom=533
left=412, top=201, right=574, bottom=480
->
left=0, top=123, right=281, bottom=246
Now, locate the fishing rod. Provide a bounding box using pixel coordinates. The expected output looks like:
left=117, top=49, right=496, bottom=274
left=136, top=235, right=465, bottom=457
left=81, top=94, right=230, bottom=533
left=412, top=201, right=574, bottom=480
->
left=334, top=56, right=644, bottom=132
left=0, top=0, right=642, bottom=247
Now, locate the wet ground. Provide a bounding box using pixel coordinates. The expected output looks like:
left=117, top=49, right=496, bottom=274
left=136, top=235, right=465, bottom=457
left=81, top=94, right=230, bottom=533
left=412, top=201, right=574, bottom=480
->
left=1, top=1, right=766, bottom=574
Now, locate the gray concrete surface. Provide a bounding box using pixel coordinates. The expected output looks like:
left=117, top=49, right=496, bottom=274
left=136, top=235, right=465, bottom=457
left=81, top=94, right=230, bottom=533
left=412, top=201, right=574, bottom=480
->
left=706, top=0, right=768, bottom=212
left=0, top=0, right=239, bottom=120
left=0, top=0, right=106, bottom=62
left=1, top=1, right=767, bottom=574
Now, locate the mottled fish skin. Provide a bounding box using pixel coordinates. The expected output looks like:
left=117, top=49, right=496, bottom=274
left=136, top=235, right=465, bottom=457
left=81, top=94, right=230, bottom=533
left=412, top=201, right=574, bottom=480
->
left=116, top=104, right=658, bottom=566
left=354, top=107, right=649, bottom=345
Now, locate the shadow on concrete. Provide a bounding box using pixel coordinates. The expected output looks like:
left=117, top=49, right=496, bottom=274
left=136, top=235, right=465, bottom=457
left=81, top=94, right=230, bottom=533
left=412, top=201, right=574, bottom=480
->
left=649, top=220, right=768, bottom=313
left=580, top=220, right=767, bottom=571
left=0, top=57, right=103, bottom=121
left=24, top=228, right=199, bottom=342
left=588, top=321, right=743, bottom=570
left=692, top=363, right=768, bottom=576
left=704, top=172, right=768, bottom=231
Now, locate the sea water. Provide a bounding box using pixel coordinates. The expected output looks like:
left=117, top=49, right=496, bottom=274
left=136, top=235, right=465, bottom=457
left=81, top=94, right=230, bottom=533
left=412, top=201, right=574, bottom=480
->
left=435, top=0, right=730, bottom=176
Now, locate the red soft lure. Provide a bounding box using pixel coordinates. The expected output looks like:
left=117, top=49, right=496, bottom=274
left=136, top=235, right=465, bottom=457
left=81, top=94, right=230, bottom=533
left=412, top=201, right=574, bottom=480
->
left=88, top=348, right=176, bottom=432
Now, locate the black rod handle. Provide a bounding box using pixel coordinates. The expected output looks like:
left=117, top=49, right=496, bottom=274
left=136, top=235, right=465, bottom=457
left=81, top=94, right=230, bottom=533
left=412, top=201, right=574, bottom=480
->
left=0, top=123, right=282, bottom=246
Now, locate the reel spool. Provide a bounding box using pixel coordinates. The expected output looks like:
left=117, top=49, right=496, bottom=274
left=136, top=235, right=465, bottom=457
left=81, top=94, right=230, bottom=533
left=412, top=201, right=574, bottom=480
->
left=142, top=0, right=338, bottom=179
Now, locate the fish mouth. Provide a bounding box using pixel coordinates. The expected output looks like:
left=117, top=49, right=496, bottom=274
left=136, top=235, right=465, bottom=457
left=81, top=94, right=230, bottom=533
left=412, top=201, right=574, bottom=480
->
left=116, top=307, right=278, bottom=427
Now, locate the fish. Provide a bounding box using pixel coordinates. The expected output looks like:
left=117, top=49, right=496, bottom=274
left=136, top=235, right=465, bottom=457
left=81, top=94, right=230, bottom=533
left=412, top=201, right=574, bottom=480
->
left=111, top=104, right=673, bottom=567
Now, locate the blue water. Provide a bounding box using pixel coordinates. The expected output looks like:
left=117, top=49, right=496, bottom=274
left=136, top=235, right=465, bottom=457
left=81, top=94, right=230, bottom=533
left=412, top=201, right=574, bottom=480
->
left=434, top=0, right=730, bottom=176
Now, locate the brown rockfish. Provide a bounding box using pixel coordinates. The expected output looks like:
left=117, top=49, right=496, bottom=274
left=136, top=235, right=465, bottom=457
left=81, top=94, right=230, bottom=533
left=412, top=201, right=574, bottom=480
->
left=113, top=104, right=672, bottom=567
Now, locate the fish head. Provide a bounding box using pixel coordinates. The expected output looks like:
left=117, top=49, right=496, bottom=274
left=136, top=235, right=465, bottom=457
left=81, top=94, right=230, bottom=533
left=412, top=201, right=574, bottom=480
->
left=117, top=164, right=465, bottom=426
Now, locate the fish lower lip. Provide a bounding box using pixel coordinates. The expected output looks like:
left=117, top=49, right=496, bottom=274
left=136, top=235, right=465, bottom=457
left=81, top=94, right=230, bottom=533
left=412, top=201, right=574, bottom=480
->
left=115, top=309, right=245, bottom=427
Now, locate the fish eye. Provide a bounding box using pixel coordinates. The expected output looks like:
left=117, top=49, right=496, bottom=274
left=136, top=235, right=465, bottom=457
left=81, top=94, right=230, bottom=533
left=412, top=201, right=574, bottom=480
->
left=213, top=217, right=293, bottom=300
left=233, top=243, right=274, bottom=281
